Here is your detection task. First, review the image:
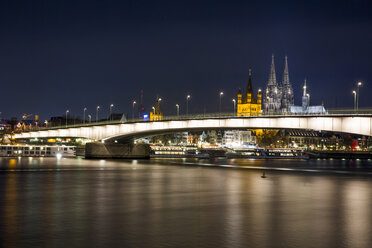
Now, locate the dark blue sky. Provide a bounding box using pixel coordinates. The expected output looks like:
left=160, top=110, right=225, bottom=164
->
left=0, top=0, right=371, bottom=120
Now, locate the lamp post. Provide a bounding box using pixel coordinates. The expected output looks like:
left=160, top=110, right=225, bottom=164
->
left=88, top=114, right=92, bottom=123
left=132, top=101, right=136, bottom=120
left=65, top=110, right=69, bottom=127
left=44, top=120, right=48, bottom=127
left=109, top=104, right=114, bottom=121
left=186, top=95, right=191, bottom=115
left=96, top=106, right=100, bottom=122
left=152, top=106, right=155, bottom=114
left=232, top=99, right=236, bottom=115
left=176, top=104, right=179, bottom=116
left=83, top=107, right=87, bottom=124
left=357, top=81, right=362, bottom=113
left=352, top=90, right=357, bottom=112
left=219, top=91, right=224, bottom=113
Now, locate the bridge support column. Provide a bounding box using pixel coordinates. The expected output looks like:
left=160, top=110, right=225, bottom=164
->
left=85, top=142, right=151, bottom=159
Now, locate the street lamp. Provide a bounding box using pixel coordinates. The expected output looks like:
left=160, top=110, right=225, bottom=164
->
left=44, top=120, right=48, bottom=127
left=219, top=91, right=224, bottom=113
left=152, top=106, right=155, bottom=114
left=176, top=104, right=180, bottom=116
left=306, top=93, right=310, bottom=106
left=88, top=114, right=92, bottom=123
left=357, top=81, right=362, bottom=113
left=352, top=90, right=357, bottom=112
left=109, top=104, right=114, bottom=121
left=96, top=106, right=100, bottom=122
left=83, top=107, right=87, bottom=124
left=232, top=99, right=236, bottom=114
left=186, top=95, right=191, bottom=115
left=132, top=101, right=136, bottom=119
left=65, top=110, right=69, bottom=127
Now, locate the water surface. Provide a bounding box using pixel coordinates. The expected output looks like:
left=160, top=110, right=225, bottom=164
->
left=1, top=157, right=372, bottom=248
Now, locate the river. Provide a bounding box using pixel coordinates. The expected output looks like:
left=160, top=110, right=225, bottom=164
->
left=1, top=157, right=372, bottom=247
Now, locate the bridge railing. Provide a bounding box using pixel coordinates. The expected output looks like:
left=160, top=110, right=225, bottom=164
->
left=14, top=109, right=372, bottom=133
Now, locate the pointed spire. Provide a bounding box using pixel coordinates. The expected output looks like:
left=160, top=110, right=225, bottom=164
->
left=246, top=69, right=254, bottom=95
left=282, top=56, right=290, bottom=86
left=268, top=54, right=277, bottom=85
left=303, top=79, right=307, bottom=97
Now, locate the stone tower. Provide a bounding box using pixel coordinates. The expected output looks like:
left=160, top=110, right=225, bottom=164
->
left=263, top=55, right=282, bottom=113
left=280, top=56, right=294, bottom=111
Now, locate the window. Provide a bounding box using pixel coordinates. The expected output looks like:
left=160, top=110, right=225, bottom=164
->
left=36, top=147, right=40, bottom=151
left=30, top=151, right=34, bottom=155
left=24, top=147, right=29, bottom=151
left=25, top=151, right=29, bottom=155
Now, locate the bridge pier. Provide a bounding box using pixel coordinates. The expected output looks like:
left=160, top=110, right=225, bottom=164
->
left=85, top=142, right=151, bottom=159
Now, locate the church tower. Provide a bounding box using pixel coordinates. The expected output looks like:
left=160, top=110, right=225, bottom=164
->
left=302, top=79, right=309, bottom=111
left=280, top=56, right=294, bottom=111
left=263, top=55, right=282, bottom=113
left=150, top=98, right=163, bottom=121
left=237, top=69, right=261, bottom=116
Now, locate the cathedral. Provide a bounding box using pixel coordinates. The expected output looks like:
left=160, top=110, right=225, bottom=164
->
left=263, top=55, right=294, bottom=113
left=236, top=69, right=262, bottom=116
left=263, top=54, right=326, bottom=114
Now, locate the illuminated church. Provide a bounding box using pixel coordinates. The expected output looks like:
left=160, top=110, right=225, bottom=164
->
left=263, top=55, right=294, bottom=113
left=237, top=69, right=262, bottom=116
left=150, top=99, right=163, bottom=121
left=263, top=54, right=326, bottom=114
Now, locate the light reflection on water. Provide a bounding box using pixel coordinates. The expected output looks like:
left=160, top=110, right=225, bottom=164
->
left=0, top=157, right=372, bottom=247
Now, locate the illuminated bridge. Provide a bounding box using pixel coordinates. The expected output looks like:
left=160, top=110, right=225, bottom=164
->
left=13, top=114, right=372, bottom=142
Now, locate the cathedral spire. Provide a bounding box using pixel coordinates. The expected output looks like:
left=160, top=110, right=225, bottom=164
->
left=303, top=79, right=307, bottom=97
left=245, top=69, right=256, bottom=103
left=246, top=69, right=254, bottom=94
left=268, top=54, right=277, bottom=85
left=282, top=56, right=289, bottom=86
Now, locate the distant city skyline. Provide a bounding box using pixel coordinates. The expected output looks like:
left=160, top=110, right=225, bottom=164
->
left=0, top=0, right=371, bottom=120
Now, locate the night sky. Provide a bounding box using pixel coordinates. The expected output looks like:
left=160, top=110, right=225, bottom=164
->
left=0, top=0, right=371, bottom=120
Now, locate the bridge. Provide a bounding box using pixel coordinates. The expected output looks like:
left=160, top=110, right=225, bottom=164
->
left=13, top=113, right=372, bottom=142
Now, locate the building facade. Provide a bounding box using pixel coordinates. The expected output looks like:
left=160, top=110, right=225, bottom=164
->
left=237, top=69, right=262, bottom=116
left=288, top=80, right=326, bottom=114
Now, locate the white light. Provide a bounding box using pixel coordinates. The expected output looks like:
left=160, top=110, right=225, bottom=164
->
left=56, top=153, right=62, bottom=159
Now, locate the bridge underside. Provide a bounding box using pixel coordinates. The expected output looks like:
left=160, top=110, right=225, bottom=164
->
left=13, top=116, right=372, bottom=142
